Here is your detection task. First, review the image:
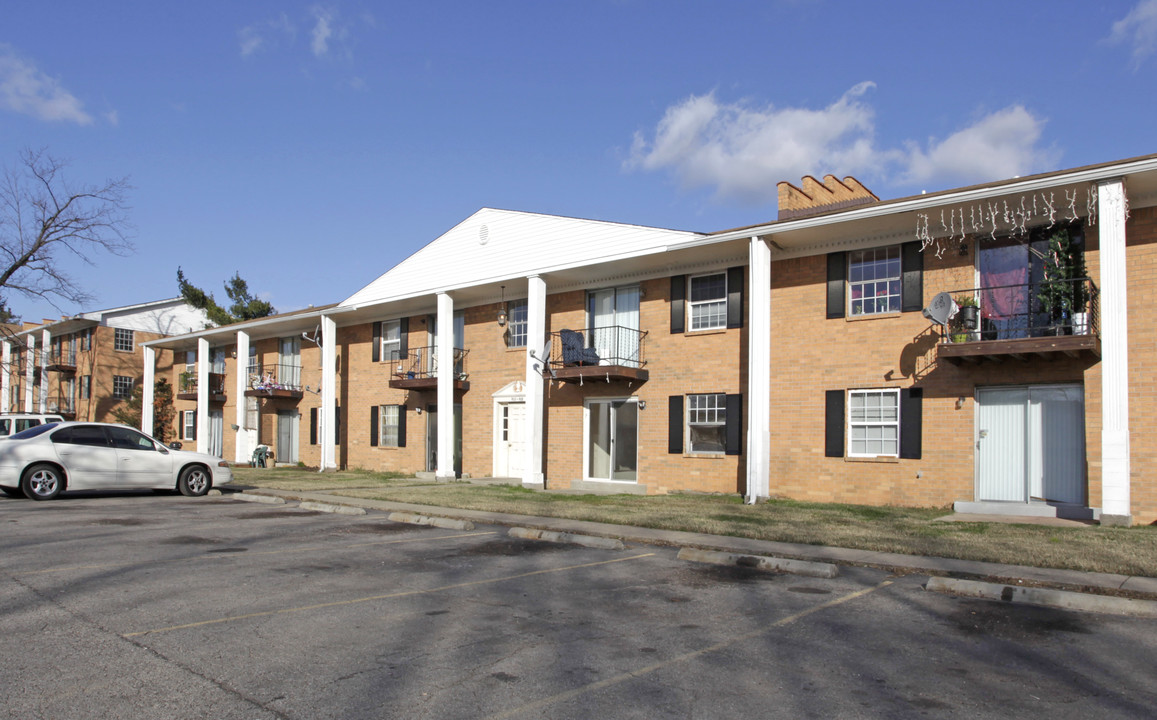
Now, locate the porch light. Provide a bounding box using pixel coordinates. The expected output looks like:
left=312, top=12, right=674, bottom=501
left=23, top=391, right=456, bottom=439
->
left=497, top=285, right=508, bottom=327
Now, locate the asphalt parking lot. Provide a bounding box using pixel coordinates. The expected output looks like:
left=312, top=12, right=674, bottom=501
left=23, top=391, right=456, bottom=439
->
left=3, top=492, right=1156, bottom=719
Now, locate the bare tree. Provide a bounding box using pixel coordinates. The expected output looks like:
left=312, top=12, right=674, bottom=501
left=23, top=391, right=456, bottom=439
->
left=0, top=148, right=133, bottom=309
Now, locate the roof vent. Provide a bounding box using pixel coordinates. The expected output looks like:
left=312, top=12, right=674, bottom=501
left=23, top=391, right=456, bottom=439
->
left=478, top=224, right=490, bottom=245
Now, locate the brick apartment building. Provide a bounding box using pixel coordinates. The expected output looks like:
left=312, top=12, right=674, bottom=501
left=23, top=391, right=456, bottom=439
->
left=2, top=299, right=209, bottom=424
left=142, top=153, right=1157, bottom=525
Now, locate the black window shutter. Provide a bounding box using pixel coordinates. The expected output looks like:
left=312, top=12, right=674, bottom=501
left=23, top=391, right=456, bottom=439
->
left=824, top=390, right=844, bottom=457
left=827, top=252, right=846, bottom=319
left=335, top=405, right=341, bottom=444
left=726, top=266, right=744, bottom=329
left=670, top=276, right=686, bottom=334
left=668, top=395, right=683, bottom=454
left=397, top=405, right=406, bottom=447
left=372, top=322, right=381, bottom=362
left=899, top=388, right=923, bottom=459
left=725, top=393, right=743, bottom=455
left=399, top=318, right=409, bottom=361
left=192, top=412, right=198, bottom=439
left=901, top=241, right=923, bottom=313
left=369, top=406, right=379, bottom=447
left=310, top=408, right=318, bottom=445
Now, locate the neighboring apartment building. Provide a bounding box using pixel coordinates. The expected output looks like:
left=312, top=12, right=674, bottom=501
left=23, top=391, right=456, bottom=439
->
left=1, top=299, right=210, bottom=424
left=142, top=152, right=1157, bottom=525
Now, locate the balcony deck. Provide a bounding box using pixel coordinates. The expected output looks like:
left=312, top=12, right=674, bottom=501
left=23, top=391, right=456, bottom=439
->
left=177, top=372, right=228, bottom=402
left=935, top=278, right=1100, bottom=366
left=547, top=326, right=649, bottom=384
left=389, top=347, right=470, bottom=391
left=245, top=363, right=304, bottom=399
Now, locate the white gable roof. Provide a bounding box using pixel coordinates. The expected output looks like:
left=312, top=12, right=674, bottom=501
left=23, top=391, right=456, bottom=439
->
left=340, top=208, right=702, bottom=308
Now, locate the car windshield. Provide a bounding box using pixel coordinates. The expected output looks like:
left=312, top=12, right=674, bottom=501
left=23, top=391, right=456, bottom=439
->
left=10, top=422, right=59, bottom=440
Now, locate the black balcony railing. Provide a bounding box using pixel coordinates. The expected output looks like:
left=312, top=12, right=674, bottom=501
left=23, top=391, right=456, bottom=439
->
left=549, top=326, right=647, bottom=370
left=45, top=350, right=77, bottom=369
left=393, top=346, right=468, bottom=381
left=249, top=362, right=303, bottom=392
left=48, top=394, right=76, bottom=415
left=179, top=371, right=227, bottom=396
left=938, top=277, right=1099, bottom=343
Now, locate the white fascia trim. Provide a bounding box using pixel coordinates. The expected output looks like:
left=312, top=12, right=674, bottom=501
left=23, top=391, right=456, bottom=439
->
left=702, top=157, right=1157, bottom=247
left=139, top=306, right=352, bottom=348
left=338, top=242, right=705, bottom=311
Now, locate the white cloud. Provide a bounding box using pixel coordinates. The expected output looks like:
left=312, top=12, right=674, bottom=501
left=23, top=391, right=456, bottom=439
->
left=238, top=14, right=295, bottom=58
left=311, top=7, right=335, bottom=57
left=628, top=84, right=1056, bottom=204
left=1109, top=0, right=1157, bottom=69
left=901, top=106, right=1058, bottom=187
left=0, top=45, right=93, bottom=124
left=627, top=83, right=893, bottom=204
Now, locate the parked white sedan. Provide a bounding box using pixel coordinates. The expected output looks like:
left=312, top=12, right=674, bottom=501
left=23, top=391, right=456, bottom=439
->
left=0, top=422, right=233, bottom=501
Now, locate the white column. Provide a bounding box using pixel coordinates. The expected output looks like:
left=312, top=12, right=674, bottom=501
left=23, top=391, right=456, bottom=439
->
left=436, top=292, right=455, bottom=480
left=196, top=337, right=210, bottom=454
left=746, top=236, right=772, bottom=503
left=39, top=328, right=50, bottom=413
left=1098, top=178, right=1131, bottom=524
left=141, top=346, right=155, bottom=434
left=24, top=334, right=35, bottom=412
left=523, top=275, right=547, bottom=487
left=234, top=331, right=250, bottom=464
left=1, top=341, right=11, bottom=412
left=320, top=314, right=338, bottom=471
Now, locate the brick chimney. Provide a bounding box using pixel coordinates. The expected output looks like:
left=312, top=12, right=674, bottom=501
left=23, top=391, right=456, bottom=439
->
left=777, top=175, right=878, bottom=220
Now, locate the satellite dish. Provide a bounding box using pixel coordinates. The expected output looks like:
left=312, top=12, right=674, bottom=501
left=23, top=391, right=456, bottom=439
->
left=528, top=339, right=556, bottom=379
left=922, top=292, right=958, bottom=327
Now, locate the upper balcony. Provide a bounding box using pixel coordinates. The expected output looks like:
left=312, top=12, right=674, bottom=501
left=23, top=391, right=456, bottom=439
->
left=935, top=277, right=1100, bottom=365
left=390, top=346, right=470, bottom=391
left=44, top=350, right=77, bottom=373
left=177, top=370, right=228, bottom=402
left=245, top=362, right=304, bottom=399
left=547, top=326, right=648, bottom=384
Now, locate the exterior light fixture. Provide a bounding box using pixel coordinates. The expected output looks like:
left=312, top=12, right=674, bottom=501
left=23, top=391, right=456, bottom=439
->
left=497, top=285, right=508, bottom=327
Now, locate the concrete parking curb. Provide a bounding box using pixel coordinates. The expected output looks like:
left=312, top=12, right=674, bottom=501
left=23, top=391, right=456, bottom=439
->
left=232, top=493, right=287, bottom=505
left=388, top=512, right=474, bottom=531
left=925, top=577, right=1157, bottom=617
left=508, top=527, right=626, bottom=550
left=677, top=547, right=840, bottom=579
left=300, top=501, right=367, bottom=516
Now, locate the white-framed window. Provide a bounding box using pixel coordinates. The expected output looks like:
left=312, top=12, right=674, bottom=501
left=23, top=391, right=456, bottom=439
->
left=686, top=393, right=726, bottom=454
left=379, top=404, right=401, bottom=447
left=181, top=410, right=196, bottom=440
left=380, top=320, right=401, bottom=364
left=848, top=388, right=900, bottom=457
left=114, top=328, right=135, bottom=352
left=848, top=246, right=901, bottom=316
left=506, top=300, right=528, bottom=348
left=689, top=273, right=727, bottom=331
left=113, top=375, right=134, bottom=399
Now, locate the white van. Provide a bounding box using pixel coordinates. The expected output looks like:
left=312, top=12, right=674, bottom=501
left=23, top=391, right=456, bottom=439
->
left=0, top=413, right=66, bottom=438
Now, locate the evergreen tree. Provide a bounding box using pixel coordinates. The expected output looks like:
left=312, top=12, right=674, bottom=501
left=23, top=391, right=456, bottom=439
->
left=111, top=377, right=176, bottom=442
left=178, top=268, right=275, bottom=326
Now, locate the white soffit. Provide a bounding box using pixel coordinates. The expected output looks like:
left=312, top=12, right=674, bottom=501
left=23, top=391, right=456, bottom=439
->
left=339, top=208, right=703, bottom=308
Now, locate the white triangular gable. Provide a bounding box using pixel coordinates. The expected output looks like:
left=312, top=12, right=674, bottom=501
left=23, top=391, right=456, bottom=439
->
left=340, top=208, right=701, bottom=308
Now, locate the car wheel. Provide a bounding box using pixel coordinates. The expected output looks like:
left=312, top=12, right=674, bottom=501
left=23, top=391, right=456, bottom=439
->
left=178, top=466, right=211, bottom=497
left=22, top=464, right=63, bottom=501
left=1, top=485, right=25, bottom=499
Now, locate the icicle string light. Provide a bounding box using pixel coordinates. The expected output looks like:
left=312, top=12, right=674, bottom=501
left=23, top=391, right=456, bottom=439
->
left=913, top=182, right=1124, bottom=252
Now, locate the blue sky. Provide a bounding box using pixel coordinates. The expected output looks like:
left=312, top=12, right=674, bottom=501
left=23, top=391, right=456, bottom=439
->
left=3, top=0, right=1156, bottom=323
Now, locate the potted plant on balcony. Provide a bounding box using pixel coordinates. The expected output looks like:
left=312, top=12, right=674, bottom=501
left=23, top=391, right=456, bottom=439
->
left=951, top=295, right=979, bottom=343
left=1037, top=228, right=1086, bottom=335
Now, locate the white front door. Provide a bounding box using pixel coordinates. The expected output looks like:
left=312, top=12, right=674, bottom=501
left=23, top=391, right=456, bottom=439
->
left=277, top=410, right=299, bottom=464
left=496, top=401, right=526, bottom=478
left=976, top=385, right=1085, bottom=505
left=209, top=410, right=224, bottom=458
